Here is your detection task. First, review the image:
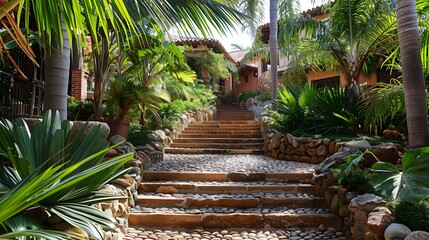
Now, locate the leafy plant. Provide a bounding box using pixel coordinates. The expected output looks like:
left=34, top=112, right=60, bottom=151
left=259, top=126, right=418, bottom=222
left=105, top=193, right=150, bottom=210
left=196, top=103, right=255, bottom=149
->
left=67, top=96, right=95, bottom=121
left=391, top=200, right=429, bottom=231
left=371, top=147, right=429, bottom=203
left=332, top=150, right=377, bottom=184
left=195, top=50, right=237, bottom=87
left=238, top=90, right=259, bottom=103
left=0, top=111, right=133, bottom=239
left=257, top=92, right=272, bottom=102
left=307, top=87, right=361, bottom=136
left=158, top=100, right=203, bottom=128
left=270, top=84, right=317, bottom=133
left=107, top=74, right=170, bottom=121
left=360, top=80, right=407, bottom=134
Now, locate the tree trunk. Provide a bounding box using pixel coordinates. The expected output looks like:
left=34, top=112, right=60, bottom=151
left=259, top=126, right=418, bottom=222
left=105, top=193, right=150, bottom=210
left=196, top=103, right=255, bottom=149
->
left=269, top=0, right=279, bottom=111
left=396, top=0, right=429, bottom=147
left=44, top=21, right=70, bottom=120
left=92, top=35, right=109, bottom=119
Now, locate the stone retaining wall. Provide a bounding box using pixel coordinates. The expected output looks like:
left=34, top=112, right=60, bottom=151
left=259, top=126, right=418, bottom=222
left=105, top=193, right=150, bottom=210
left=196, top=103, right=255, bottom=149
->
left=264, top=130, right=342, bottom=164
left=314, top=173, right=394, bottom=240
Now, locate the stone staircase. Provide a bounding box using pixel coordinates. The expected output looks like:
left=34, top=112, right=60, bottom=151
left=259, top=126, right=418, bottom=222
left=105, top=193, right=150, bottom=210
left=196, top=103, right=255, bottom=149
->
left=127, top=105, right=340, bottom=236
left=165, top=105, right=264, bottom=154
left=129, top=170, right=338, bottom=230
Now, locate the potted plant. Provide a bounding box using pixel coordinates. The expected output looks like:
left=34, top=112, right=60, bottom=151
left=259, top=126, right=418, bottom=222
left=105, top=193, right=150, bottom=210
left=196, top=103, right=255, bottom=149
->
left=104, top=74, right=169, bottom=139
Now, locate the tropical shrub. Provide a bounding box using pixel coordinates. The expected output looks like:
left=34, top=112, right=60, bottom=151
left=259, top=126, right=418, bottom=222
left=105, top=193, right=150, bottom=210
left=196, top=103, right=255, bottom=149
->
left=307, top=87, right=362, bottom=135
left=257, top=92, right=272, bottom=102
left=270, top=84, right=317, bottom=133
left=371, top=147, right=429, bottom=203
left=67, top=96, right=94, bottom=121
left=391, top=200, right=429, bottom=231
left=158, top=100, right=203, bottom=128
left=331, top=150, right=377, bottom=195
left=238, top=90, right=259, bottom=104
left=334, top=146, right=429, bottom=204
left=0, top=111, right=132, bottom=239
left=361, top=80, right=407, bottom=134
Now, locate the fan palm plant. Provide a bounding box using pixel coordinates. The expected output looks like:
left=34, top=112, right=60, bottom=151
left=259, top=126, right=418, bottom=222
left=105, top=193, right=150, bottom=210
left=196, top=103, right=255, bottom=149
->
left=361, top=79, right=407, bottom=134
left=279, top=0, right=397, bottom=105
left=0, top=111, right=133, bottom=239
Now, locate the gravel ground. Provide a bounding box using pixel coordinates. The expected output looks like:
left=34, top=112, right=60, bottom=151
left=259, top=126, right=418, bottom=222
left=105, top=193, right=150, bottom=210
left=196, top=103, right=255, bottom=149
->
left=147, top=154, right=315, bottom=173
left=124, top=228, right=347, bottom=240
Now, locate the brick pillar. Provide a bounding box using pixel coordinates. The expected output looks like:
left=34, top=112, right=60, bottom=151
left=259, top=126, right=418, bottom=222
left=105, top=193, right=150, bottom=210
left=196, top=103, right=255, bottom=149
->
left=70, top=68, right=88, bottom=101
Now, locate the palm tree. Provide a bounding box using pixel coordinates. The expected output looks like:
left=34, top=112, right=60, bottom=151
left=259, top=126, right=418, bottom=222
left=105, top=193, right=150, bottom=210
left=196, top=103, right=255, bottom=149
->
left=279, top=0, right=397, bottom=104
left=15, top=0, right=243, bottom=120
left=395, top=0, right=429, bottom=147
left=270, top=0, right=279, bottom=109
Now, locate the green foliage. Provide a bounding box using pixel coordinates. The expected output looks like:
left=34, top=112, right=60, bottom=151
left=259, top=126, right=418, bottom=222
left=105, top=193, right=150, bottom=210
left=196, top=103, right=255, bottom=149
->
left=257, top=92, right=272, bottom=102
left=307, top=87, right=361, bottom=135
left=0, top=111, right=132, bottom=239
left=270, top=84, right=363, bottom=136
left=270, top=84, right=317, bottom=133
left=391, top=200, right=429, bottom=231
left=106, top=74, right=170, bottom=121
left=158, top=100, right=202, bottom=128
left=331, top=150, right=377, bottom=195
left=128, top=130, right=152, bottom=146
left=361, top=80, right=407, bottom=134
left=67, top=96, right=94, bottom=121
left=238, top=91, right=259, bottom=103
left=371, top=147, right=429, bottom=203
left=195, top=50, right=237, bottom=85
left=341, top=169, right=377, bottom=195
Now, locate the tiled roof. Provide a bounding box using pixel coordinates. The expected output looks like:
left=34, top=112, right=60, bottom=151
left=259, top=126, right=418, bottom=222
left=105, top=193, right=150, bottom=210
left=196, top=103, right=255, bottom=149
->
left=174, top=37, right=237, bottom=65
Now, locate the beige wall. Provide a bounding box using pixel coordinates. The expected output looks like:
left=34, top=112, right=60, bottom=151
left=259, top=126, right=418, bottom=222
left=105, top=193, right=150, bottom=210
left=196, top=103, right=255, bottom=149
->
left=306, top=70, right=377, bottom=86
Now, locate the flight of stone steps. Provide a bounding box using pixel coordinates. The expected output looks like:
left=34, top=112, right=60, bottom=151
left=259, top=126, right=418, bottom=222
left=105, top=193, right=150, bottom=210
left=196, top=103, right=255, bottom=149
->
left=129, top=169, right=339, bottom=230
left=127, top=105, right=340, bottom=237
left=165, top=105, right=264, bottom=154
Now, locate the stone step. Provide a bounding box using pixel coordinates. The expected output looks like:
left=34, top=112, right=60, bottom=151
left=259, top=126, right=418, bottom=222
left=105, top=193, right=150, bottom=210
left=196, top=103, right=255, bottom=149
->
left=173, top=138, right=265, bottom=143
left=129, top=209, right=338, bottom=229
left=124, top=227, right=345, bottom=240
left=198, top=120, right=258, bottom=124
left=217, top=113, right=254, bottom=117
left=218, top=111, right=253, bottom=114
left=136, top=192, right=324, bottom=209
left=217, top=117, right=255, bottom=120
left=169, top=142, right=264, bottom=149
left=186, top=125, right=260, bottom=130
left=139, top=181, right=315, bottom=194
left=165, top=148, right=265, bottom=155
left=189, top=123, right=259, bottom=127
left=180, top=129, right=261, bottom=134
left=142, top=171, right=314, bottom=183
left=178, top=133, right=264, bottom=138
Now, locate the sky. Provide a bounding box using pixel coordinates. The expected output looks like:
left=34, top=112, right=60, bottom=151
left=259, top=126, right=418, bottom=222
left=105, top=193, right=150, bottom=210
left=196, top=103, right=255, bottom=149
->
left=216, top=0, right=316, bottom=51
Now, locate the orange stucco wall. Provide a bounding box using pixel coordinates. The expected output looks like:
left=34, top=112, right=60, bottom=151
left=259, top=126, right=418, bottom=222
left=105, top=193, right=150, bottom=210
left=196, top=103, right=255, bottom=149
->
left=306, top=70, right=377, bottom=86
left=225, top=77, right=232, bottom=96
left=235, top=74, right=259, bottom=96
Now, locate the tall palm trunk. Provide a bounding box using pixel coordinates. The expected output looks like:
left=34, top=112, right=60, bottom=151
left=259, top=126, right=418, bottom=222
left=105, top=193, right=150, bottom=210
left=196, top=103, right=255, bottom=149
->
left=44, top=21, right=70, bottom=120
left=270, top=0, right=279, bottom=110
left=396, top=0, right=429, bottom=147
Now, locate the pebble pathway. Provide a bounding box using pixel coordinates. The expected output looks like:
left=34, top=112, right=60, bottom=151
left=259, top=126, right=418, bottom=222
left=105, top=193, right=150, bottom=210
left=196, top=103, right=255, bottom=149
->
left=124, top=228, right=347, bottom=240
left=147, top=154, right=315, bottom=173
